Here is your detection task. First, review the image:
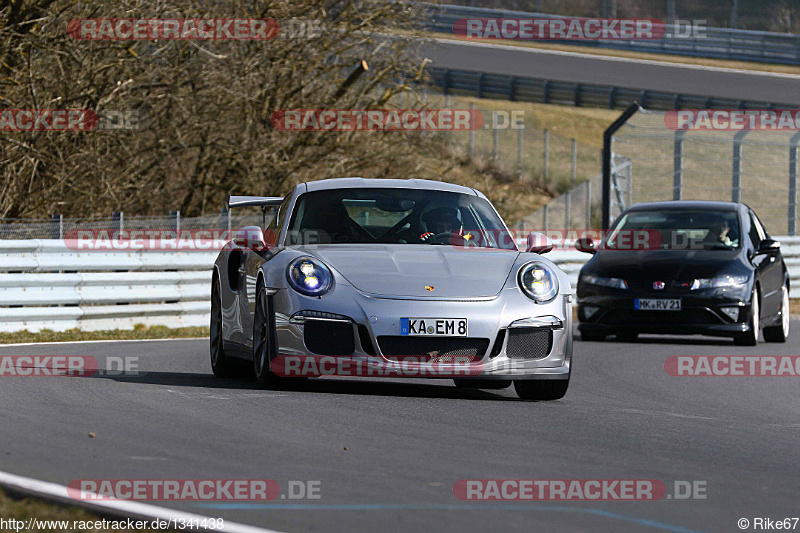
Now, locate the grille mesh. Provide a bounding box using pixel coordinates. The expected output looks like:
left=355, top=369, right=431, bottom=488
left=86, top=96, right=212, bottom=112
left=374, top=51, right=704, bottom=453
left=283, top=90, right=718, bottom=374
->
left=506, top=328, right=553, bottom=360
left=377, top=336, right=489, bottom=362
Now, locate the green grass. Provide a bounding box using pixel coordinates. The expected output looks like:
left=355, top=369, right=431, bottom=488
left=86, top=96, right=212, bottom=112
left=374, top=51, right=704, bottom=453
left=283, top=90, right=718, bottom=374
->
left=0, top=487, right=175, bottom=532
left=0, top=325, right=208, bottom=345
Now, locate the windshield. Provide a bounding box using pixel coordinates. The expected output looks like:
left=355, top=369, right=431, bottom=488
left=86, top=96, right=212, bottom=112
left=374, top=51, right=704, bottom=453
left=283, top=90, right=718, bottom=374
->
left=286, top=188, right=515, bottom=249
left=606, top=209, right=740, bottom=250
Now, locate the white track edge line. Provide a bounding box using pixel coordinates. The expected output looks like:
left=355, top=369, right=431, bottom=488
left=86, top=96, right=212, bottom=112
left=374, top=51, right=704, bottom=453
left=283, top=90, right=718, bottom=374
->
left=0, top=469, right=284, bottom=533
left=0, top=337, right=205, bottom=348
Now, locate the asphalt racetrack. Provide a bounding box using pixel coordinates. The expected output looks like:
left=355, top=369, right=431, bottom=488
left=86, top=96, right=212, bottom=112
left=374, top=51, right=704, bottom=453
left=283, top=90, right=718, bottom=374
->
left=1, top=326, right=799, bottom=533
left=420, top=39, right=800, bottom=107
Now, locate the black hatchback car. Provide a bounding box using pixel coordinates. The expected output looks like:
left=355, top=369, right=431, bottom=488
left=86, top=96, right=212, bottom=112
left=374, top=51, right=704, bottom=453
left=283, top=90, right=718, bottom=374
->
left=576, top=201, right=789, bottom=345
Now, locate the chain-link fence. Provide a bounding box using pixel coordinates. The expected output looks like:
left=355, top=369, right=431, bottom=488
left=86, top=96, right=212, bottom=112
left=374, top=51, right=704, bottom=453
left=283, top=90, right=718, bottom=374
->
left=395, top=87, right=602, bottom=194
left=0, top=211, right=266, bottom=240
left=609, top=108, right=797, bottom=236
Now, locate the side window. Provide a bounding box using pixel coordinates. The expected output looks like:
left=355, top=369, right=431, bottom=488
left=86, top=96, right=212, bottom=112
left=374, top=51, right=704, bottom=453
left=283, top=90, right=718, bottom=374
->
left=265, top=195, right=291, bottom=246
left=748, top=212, right=764, bottom=249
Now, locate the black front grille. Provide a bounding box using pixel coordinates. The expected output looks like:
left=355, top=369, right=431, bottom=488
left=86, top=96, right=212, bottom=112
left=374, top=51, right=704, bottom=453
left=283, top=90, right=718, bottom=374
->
left=304, top=320, right=355, bottom=356
left=506, top=327, right=553, bottom=360
left=377, top=336, right=489, bottom=362
left=599, top=309, right=719, bottom=325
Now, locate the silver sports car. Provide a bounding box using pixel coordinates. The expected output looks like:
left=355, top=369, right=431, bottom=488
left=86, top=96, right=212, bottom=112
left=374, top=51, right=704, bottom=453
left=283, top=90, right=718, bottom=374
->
left=210, top=178, right=573, bottom=400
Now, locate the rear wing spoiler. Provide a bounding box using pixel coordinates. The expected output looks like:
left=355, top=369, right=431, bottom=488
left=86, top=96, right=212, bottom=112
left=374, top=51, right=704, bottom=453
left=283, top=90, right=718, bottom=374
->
left=227, top=195, right=283, bottom=209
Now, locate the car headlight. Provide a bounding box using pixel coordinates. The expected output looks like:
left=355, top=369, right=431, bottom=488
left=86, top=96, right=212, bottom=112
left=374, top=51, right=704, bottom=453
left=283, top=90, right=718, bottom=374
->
left=286, top=257, right=333, bottom=296
left=581, top=274, right=628, bottom=290
left=518, top=262, right=559, bottom=302
left=690, top=274, right=747, bottom=290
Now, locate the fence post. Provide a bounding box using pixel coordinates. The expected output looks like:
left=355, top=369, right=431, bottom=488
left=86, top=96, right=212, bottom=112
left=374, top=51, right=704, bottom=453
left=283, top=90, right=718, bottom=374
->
left=111, top=211, right=123, bottom=234
left=571, top=138, right=577, bottom=187
left=543, top=203, right=549, bottom=231
left=673, top=130, right=685, bottom=200
left=169, top=210, right=180, bottom=234
left=543, top=129, right=549, bottom=184
left=586, top=179, right=592, bottom=228
left=445, top=93, right=451, bottom=143
left=517, top=127, right=524, bottom=169
left=789, top=132, right=800, bottom=236
left=50, top=214, right=63, bottom=239
left=468, top=102, right=475, bottom=159
left=732, top=130, right=749, bottom=203
left=565, top=191, right=571, bottom=231
left=492, top=113, right=499, bottom=161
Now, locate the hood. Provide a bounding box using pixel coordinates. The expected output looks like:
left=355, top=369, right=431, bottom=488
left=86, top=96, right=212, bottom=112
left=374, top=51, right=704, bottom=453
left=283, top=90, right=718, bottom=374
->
left=300, top=244, right=519, bottom=298
left=589, top=249, right=741, bottom=290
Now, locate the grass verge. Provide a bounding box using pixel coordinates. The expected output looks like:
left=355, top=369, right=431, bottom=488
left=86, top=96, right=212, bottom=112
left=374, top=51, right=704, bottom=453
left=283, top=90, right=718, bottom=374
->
left=0, top=487, right=174, bottom=532
left=0, top=325, right=208, bottom=345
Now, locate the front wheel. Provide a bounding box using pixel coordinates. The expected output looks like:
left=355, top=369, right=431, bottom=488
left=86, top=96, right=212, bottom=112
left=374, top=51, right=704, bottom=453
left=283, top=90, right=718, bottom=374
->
left=734, top=287, right=760, bottom=346
left=764, top=283, right=790, bottom=343
left=514, top=378, right=569, bottom=401
left=253, top=283, right=307, bottom=389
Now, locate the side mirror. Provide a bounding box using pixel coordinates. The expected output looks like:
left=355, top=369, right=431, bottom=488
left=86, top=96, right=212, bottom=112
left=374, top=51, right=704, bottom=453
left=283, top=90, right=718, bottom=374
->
left=575, top=237, right=597, bottom=254
left=756, top=238, right=780, bottom=254
left=233, top=226, right=269, bottom=252
left=526, top=232, right=554, bottom=254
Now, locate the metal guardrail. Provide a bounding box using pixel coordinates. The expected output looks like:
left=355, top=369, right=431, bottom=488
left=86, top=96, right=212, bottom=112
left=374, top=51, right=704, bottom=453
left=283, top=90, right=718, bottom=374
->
left=428, top=66, right=791, bottom=111
left=544, top=237, right=800, bottom=299
left=0, top=240, right=215, bottom=332
left=2, top=237, right=798, bottom=332
left=425, top=3, right=800, bottom=66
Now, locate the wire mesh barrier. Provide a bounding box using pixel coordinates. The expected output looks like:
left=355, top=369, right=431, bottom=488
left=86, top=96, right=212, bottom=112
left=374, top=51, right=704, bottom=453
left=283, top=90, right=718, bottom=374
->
left=610, top=108, right=798, bottom=236
left=0, top=212, right=265, bottom=240
left=414, top=89, right=602, bottom=194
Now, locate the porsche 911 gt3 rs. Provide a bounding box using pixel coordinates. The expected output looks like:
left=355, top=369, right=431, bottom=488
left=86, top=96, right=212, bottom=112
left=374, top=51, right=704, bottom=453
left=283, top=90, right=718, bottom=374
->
left=210, top=178, right=573, bottom=400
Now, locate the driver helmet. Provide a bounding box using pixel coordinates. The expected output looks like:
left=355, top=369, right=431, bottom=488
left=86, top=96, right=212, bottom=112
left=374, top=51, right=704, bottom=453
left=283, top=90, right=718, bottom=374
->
left=421, top=206, right=462, bottom=235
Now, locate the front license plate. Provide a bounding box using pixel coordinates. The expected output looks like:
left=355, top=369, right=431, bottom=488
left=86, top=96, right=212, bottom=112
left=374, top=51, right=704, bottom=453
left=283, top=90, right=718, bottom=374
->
left=635, top=298, right=681, bottom=311
left=400, top=318, right=468, bottom=336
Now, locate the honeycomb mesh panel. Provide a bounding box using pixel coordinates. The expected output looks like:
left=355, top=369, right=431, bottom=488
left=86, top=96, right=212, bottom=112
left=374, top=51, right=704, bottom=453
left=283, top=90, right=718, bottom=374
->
left=506, top=328, right=553, bottom=360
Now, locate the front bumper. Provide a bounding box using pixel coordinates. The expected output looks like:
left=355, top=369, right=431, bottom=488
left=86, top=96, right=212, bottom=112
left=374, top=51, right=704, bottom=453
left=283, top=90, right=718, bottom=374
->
left=577, top=286, right=752, bottom=337
left=269, top=284, right=572, bottom=380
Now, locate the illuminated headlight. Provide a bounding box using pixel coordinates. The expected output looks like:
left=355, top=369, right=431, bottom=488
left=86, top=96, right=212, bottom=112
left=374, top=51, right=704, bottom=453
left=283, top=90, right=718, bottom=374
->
left=690, top=275, right=747, bottom=290
left=287, top=257, right=333, bottom=296
left=518, top=262, right=559, bottom=302
left=582, top=274, right=628, bottom=290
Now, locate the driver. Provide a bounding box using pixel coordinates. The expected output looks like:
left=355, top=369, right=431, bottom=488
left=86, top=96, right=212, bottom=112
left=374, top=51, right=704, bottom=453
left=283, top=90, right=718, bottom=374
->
left=704, top=219, right=732, bottom=247
left=420, top=207, right=462, bottom=243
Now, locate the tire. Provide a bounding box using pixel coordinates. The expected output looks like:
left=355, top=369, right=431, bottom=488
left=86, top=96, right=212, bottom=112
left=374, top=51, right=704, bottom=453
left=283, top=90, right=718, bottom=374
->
left=616, top=332, right=639, bottom=342
left=734, top=286, right=760, bottom=346
left=580, top=330, right=605, bottom=342
left=514, top=378, right=569, bottom=401
left=210, top=273, right=239, bottom=378
left=253, top=282, right=307, bottom=390
left=764, top=283, right=790, bottom=343
left=453, top=379, right=511, bottom=390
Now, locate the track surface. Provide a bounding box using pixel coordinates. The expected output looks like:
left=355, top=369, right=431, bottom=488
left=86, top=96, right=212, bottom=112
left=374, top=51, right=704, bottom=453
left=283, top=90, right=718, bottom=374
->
left=420, top=39, right=800, bottom=106
left=2, top=329, right=799, bottom=533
